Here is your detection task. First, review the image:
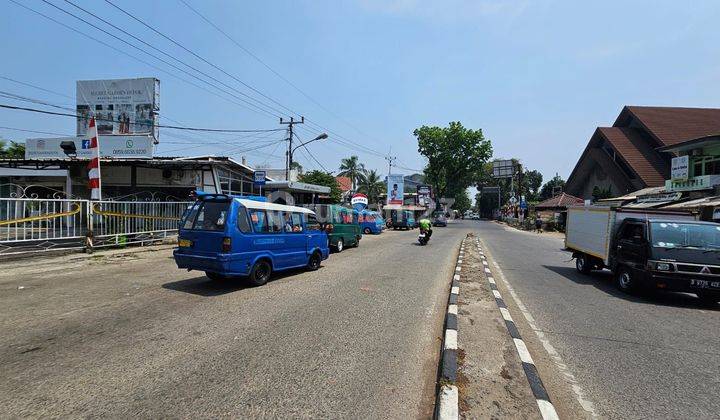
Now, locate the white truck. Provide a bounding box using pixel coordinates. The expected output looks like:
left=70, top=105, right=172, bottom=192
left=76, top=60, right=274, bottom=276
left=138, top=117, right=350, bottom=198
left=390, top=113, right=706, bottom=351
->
left=565, top=206, right=720, bottom=304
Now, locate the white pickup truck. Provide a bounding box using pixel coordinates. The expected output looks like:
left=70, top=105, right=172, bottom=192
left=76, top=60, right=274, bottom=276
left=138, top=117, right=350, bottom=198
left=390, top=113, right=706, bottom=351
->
left=565, top=206, right=720, bottom=304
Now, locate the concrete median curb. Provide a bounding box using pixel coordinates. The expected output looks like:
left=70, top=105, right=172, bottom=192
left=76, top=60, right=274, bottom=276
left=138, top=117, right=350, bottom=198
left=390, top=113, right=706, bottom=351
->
left=475, top=238, right=560, bottom=420
left=435, top=238, right=465, bottom=420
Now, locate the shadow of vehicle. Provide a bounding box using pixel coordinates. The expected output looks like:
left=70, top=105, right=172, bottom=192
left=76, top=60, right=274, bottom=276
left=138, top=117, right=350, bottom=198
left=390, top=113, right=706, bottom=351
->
left=162, top=266, right=321, bottom=296
left=542, top=265, right=719, bottom=310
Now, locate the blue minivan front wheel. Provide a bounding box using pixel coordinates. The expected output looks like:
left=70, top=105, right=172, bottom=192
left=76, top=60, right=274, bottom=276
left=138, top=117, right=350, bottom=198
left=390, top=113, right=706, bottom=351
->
left=248, top=260, right=272, bottom=287
left=307, top=251, right=322, bottom=271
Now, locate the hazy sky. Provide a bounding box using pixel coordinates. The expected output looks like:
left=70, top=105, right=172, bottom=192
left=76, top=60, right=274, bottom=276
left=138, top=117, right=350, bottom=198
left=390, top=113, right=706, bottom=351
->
left=2, top=0, right=720, bottom=183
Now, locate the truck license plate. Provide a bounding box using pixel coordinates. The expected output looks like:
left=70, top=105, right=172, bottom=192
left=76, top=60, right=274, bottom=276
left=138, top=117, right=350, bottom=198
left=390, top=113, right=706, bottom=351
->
left=690, top=279, right=720, bottom=289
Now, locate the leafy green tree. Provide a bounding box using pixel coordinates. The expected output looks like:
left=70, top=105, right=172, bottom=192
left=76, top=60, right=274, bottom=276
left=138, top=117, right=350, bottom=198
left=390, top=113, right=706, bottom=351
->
left=451, top=189, right=471, bottom=213
left=592, top=185, right=612, bottom=200
left=524, top=169, right=543, bottom=201
left=415, top=122, right=492, bottom=208
left=298, top=170, right=342, bottom=203
left=539, top=174, right=566, bottom=200
left=289, top=161, right=303, bottom=174
left=0, top=140, right=25, bottom=158
left=357, top=169, right=384, bottom=205
left=337, top=155, right=366, bottom=192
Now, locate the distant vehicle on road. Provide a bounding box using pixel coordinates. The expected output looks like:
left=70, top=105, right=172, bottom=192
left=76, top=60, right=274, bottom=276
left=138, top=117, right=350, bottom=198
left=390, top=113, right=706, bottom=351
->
left=174, top=194, right=330, bottom=286
left=565, top=206, right=720, bottom=304
left=387, top=209, right=416, bottom=230
left=432, top=213, right=447, bottom=227
left=309, top=204, right=362, bottom=252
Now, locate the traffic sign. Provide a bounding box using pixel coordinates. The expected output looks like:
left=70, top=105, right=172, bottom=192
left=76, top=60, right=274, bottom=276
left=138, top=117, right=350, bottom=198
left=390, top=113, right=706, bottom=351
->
left=253, top=171, right=266, bottom=186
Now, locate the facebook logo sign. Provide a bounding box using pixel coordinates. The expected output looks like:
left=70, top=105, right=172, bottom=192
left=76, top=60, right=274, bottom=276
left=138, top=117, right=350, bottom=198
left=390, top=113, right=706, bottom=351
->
left=81, top=140, right=90, bottom=149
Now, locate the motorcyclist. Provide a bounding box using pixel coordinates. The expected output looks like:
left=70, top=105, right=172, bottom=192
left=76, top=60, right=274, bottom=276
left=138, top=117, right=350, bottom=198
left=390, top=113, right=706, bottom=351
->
left=418, top=218, right=432, bottom=239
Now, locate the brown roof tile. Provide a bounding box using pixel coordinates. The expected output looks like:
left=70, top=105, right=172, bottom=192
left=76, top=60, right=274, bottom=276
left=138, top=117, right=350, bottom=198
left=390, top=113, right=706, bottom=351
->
left=617, top=106, right=720, bottom=146
left=335, top=176, right=352, bottom=192
left=597, top=127, right=667, bottom=187
left=535, top=192, right=584, bottom=209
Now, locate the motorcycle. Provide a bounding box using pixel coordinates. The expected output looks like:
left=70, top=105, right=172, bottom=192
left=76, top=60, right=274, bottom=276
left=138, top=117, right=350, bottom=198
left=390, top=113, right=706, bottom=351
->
left=418, top=228, right=430, bottom=245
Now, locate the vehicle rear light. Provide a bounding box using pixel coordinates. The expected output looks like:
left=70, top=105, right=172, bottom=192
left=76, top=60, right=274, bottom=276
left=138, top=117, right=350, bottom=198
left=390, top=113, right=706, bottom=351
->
left=222, top=237, right=232, bottom=253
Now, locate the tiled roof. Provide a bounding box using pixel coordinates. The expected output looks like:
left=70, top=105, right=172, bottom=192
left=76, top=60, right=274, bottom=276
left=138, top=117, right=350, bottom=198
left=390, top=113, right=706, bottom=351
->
left=535, top=192, right=584, bottom=209
left=335, top=176, right=352, bottom=192
left=597, top=127, right=667, bottom=187
left=617, top=106, right=720, bottom=146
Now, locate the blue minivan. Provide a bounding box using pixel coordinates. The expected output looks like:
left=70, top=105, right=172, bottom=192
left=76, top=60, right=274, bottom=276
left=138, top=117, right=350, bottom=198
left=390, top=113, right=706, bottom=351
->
left=174, top=194, right=330, bottom=286
left=360, top=210, right=384, bottom=234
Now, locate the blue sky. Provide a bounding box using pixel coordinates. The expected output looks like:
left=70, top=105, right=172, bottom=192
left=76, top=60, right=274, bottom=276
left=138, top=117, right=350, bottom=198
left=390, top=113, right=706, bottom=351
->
left=2, top=0, right=720, bottom=184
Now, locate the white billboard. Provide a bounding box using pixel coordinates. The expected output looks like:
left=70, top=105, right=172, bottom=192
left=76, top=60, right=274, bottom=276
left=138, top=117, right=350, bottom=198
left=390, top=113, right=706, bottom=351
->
left=25, top=135, right=154, bottom=160
left=76, top=78, right=159, bottom=141
left=671, top=155, right=689, bottom=181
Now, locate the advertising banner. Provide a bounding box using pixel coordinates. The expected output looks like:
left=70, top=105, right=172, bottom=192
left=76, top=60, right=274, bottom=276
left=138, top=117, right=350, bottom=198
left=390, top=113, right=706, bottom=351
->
left=76, top=78, right=160, bottom=140
left=351, top=193, right=368, bottom=211
left=25, top=135, right=154, bottom=160
left=387, top=174, right=404, bottom=205
left=671, top=155, right=689, bottom=181
left=417, top=184, right=432, bottom=206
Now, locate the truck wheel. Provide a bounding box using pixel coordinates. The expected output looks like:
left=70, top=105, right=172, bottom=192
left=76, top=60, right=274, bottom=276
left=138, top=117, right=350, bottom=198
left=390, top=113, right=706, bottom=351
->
left=697, top=291, right=720, bottom=306
left=247, top=260, right=271, bottom=287
left=575, top=254, right=592, bottom=274
left=615, top=267, right=636, bottom=293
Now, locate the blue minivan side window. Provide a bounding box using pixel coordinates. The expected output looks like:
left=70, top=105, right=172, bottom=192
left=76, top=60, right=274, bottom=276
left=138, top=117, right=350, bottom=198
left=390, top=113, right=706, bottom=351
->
left=249, top=209, right=268, bottom=233
left=237, top=206, right=252, bottom=233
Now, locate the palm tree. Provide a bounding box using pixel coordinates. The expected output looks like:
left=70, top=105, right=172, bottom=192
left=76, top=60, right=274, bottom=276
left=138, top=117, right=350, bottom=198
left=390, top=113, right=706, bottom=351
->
left=337, top=155, right=366, bottom=191
left=357, top=169, right=384, bottom=204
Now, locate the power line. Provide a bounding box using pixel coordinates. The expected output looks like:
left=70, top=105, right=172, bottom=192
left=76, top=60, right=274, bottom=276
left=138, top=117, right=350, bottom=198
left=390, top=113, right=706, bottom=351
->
left=292, top=131, right=329, bottom=172
left=7, top=1, right=281, bottom=121
left=59, top=0, right=288, bottom=119
left=178, top=0, right=383, bottom=145
left=0, top=103, right=285, bottom=133
left=104, top=0, right=301, bottom=121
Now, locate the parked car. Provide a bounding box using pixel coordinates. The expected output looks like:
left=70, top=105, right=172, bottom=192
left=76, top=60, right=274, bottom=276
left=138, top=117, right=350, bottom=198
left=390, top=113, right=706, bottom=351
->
left=310, top=204, right=362, bottom=252
left=174, top=194, right=330, bottom=286
left=565, top=205, right=720, bottom=303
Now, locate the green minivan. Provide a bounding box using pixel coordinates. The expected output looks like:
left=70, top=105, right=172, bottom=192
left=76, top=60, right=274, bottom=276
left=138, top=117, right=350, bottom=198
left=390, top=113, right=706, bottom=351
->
left=310, top=204, right=362, bottom=252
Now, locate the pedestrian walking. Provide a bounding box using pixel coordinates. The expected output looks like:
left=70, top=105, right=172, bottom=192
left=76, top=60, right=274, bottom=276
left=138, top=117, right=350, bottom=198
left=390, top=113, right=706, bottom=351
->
left=535, top=214, right=543, bottom=233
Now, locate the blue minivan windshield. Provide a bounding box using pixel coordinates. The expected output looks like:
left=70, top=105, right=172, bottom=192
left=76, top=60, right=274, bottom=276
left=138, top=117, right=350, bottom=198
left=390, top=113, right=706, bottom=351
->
left=182, top=201, right=229, bottom=231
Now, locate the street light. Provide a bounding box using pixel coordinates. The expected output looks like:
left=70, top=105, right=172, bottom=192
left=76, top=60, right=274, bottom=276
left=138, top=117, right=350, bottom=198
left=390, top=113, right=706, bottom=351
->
left=287, top=133, right=328, bottom=179
left=291, top=132, right=328, bottom=155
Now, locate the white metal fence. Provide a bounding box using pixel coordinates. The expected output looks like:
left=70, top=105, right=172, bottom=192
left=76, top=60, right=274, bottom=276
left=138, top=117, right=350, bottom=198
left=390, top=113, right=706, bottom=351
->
left=0, top=198, right=192, bottom=256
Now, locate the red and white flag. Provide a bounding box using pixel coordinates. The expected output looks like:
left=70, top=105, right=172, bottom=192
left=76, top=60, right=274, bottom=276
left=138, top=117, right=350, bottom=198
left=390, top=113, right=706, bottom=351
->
left=86, top=117, right=101, bottom=200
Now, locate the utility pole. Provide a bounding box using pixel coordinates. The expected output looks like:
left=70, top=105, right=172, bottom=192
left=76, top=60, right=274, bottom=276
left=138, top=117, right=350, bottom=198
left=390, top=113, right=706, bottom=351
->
left=385, top=155, right=396, bottom=175
left=281, top=116, right=304, bottom=180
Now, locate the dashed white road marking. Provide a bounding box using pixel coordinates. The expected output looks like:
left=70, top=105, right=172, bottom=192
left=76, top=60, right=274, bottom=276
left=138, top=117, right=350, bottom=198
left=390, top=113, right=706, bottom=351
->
left=485, top=244, right=598, bottom=417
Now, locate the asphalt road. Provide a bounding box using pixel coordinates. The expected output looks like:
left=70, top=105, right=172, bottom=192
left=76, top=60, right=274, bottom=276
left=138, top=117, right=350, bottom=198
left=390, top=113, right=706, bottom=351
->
left=473, top=220, right=720, bottom=419
left=0, top=224, right=467, bottom=418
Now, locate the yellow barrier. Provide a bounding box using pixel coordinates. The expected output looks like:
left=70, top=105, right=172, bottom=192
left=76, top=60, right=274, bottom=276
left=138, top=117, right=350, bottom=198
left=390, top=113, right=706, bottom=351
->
left=0, top=203, right=82, bottom=226
left=91, top=204, right=181, bottom=221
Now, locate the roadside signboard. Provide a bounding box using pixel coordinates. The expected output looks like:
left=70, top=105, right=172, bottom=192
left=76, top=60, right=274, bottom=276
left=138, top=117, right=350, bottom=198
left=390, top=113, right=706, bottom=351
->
left=253, top=171, right=266, bottom=185
left=25, top=135, right=153, bottom=160
left=417, top=184, right=432, bottom=206
left=76, top=78, right=160, bottom=141
left=351, top=193, right=368, bottom=211
left=387, top=174, right=404, bottom=205
left=492, top=160, right=515, bottom=178
left=671, top=155, right=689, bottom=181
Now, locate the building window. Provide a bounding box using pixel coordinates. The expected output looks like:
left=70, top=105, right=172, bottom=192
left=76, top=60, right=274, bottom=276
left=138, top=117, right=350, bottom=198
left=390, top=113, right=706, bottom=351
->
left=217, top=168, right=251, bottom=195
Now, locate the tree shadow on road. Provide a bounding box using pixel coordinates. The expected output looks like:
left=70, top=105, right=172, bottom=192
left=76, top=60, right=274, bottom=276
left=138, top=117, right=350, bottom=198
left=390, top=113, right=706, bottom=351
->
left=542, top=265, right=719, bottom=311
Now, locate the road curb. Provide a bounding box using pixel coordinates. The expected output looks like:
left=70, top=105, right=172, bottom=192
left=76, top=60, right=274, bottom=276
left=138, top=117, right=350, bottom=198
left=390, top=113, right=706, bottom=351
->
left=435, top=238, right=465, bottom=420
left=474, top=238, right=560, bottom=420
